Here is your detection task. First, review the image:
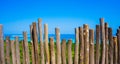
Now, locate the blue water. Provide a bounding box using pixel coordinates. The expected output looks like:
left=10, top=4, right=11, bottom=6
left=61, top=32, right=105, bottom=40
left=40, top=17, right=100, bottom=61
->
left=4, top=34, right=75, bottom=42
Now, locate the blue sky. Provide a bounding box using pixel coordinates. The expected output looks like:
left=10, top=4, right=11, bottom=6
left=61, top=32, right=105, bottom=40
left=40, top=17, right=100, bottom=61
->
left=0, top=0, right=120, bottom=34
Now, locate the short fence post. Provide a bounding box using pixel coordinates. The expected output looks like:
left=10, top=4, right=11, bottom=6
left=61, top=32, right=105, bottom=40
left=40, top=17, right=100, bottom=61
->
left=68, top=40, right=72, bottom=64
left=83, top=24, right=89, bottom=64
left=79, top=27, right=84, bottom=64
left=55, top=28, right=61, bottom=64
left=61, top=39, right=66, bottom=64
left=50, top=37, right=55, bottom=64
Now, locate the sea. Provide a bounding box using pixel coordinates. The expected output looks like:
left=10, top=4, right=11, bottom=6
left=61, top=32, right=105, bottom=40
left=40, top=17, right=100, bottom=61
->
left=4, top=34, right=75, bottom=42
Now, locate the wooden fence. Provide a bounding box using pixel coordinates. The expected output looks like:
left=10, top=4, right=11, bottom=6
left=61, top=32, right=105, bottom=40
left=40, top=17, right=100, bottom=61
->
left=0, top=18, right=120, bottom=64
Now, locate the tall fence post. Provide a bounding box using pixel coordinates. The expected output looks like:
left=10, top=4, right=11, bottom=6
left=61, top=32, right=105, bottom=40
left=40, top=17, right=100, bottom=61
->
left=113, top=37, right=117, bottom=64
left=55, top=28, right=61, bottom=64
left=61, top=39, right=66, bottom=64
left=15, top=36, right=20, bottom=64
left=68, top=40, right=72, bottom=64
left=38, top=18, right=45, bottom=64
left=108, top=28, right=113, bottom=64
left=95, top=25, right=100, bottom=64
left=5, top=36, right=11, bottom=64
left=50, top=37, right=55, bottom=64
left=10, top=40, right=16, bottom=64
left=0, top=25, right=5, bottom=64
left=23, top=32, right=30, bottom=64
left=74, top=28, right=79, bottom=64
left=117, top=29, right=120, bottom=64
left=79, top=27, right=84, bottom=64
left=32, top=22, right=40, bottom=64
left=83, top=24, right=89, bottom=64
left=89, top=29, right=94, bottom=64
left=105, top=23, right=108, bottom=64
left=30, top=24, right=35, bottom=64
left=44, top=24, right=50, bottom=64
left=100, top=18, right=105, bottom=64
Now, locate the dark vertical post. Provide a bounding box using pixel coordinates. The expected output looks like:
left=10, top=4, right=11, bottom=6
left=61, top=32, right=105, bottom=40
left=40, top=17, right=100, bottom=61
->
left=32, top=22, right=40, bottom=64
left=117, top=29, right=120, bottom=64
left=0, top=25, right=5, bottom=64
left=105, top=23, right=108, bottom=64
left=55, top=28, right=61, bottom=64
left=68, top=40, right=72, bottom=64
left=15, top=36, right=20, bottom=64
left=74, top=28, right=79, bottom=64
left=6, top=36, right=11, bottom=64
left=95, top=25, right=100, bottom=64
left=108, top=28, right=113, bottom=64
left=61, top=39, right=66, bottom=64
left=89, top=29, right=94, bottom=64
left=79, top=27, right=84, bottom=64
left=100, top=18, right=105, bottom=64
left=23, top=32, right=30, bottom=64
left=113, top=37, right=117, bottom=64
left=83, top=24, right=89, bottom=64
left=44, top=24, right=50, bottom=64
left=38, top=18, right=45, bottom=64
left=50, top=37, right=55, bottom=64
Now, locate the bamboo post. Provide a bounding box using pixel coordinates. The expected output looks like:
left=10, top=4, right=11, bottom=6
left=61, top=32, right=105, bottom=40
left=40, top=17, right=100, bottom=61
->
left=117, top=29, right=120, bottom=64
left=5, top=36, right=11, bottom=64
left=23, top=32, right=30, bottom=64
left=38, top=18, right=45, bottom=64
left=83, top=24, right=89, bottom=64
left=105, top=23, right=108, bottom=64
left=32, top=22, right=40, bottom=64
left=113, top=37, right=117, bottom=64
left=55, top=28, right=61, bottom=64
left=30, top=25, right=35, bottom=64
left=79, top=27, right=84, bottom=64
left=44, top=24, right=50, bottom=64
left=15, top=36, right=20, bottom=64
left=0, top=25, right=5, bottom=64
left=74, top=28, right=79, bottom=64
left=50, top=37, right=55, bottom=64
left=95, top=25, right=100, bottom=64
left=100, top=18, right=105, bottom=64
left=61, top=39, right=66, bottom=64
left=89, top=29, right=94, bottom=64
left=108, top=28, right=113, bottom=64
left=10, top=40, right=16, bottom=64
left=68, top=40, right=72, bottom=64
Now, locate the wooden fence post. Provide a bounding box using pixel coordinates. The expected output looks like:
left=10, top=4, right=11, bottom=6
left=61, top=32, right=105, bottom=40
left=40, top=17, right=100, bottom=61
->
left=30, top=25, right=35, bottom=64
left=32, top=22, right=40, bottom=64
left=44, top=24, right=50, bottom=64
left=100, top=18, right=105, bottom=64
left=0, top=25, right=5, bottom=64
left=95, top=25, right=100, bottom=64
left=105, top=23, right=108, bottom=64
left=15, top=36, right=20, bottom=64
left=83, top=24, right=89, bottom=64
left=108, top=28, right=113, bottom=64
left=61, top=39, right=66, bottom=64
left=113, top=37, right=117, bottom=64
left=89, top=29, right=94, bottom=64
left=117, top=29, right=120, bottom=64
left=50, top=37, right=55, bottom=64
left=23, top=32, right=30, bottom=64
left=74, top=28, right=79, bottom=64
left=68, top=40, right=72, bottom=64
left=38, top=18, right=45, bottom=64
left=55, top=28, right=61, bottom=64
left=79, top=27, right=84, bottom=64
left=10, top=40, right=16, bottom=64
left=5, top=36, right=11, bottom=64
left=22, top=40, right=25, bottom=64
